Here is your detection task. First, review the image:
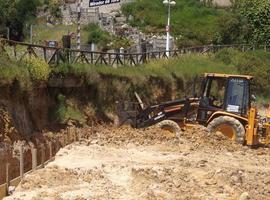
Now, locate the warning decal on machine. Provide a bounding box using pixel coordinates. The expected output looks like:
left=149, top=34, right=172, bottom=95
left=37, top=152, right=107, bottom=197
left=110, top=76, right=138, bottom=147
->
left=227, top=105, right=239, bottom=113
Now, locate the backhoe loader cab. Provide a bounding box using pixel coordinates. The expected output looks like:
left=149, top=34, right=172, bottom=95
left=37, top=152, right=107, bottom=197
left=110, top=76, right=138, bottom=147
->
left=195, top=73, right=255, bottom=143
left=197, top=73, right=252, bottom=124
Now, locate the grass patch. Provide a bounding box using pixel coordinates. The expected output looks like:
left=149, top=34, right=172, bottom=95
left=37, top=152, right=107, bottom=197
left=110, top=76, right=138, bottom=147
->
left=0, top=54, right=31, bottom=87
left=54, top=53, right=237, bottom=81
left=26, top=24, right=89, bottom=45
left=2, top=49, right=270, bottom=101
left=94, top=55, right=237, bottom=85
left=122, top=0, right=229, bottom=45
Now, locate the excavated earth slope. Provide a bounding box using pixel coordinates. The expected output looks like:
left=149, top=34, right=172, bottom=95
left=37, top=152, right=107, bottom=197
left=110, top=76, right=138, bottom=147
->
left=4, top=125, right=270, bottom=200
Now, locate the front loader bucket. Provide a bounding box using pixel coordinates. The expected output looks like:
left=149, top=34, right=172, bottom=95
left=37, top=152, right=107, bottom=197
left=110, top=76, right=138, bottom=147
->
left=116, top=101, right=140, bottom=127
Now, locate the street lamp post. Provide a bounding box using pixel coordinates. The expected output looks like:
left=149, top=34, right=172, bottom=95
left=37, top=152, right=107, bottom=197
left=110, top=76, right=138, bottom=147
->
left=77, top=0, right=82, bottom=50
left=163, top=0, right=176, bottom=58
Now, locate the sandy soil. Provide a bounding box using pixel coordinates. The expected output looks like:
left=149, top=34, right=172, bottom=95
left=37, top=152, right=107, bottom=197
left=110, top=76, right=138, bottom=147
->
left=4, top=125, right=270, bottom=200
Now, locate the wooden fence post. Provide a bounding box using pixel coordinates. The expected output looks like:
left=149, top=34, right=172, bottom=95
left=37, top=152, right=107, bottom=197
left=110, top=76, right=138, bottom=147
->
left=56, top=138, right=59, bottom=152
left=67, top=130, right=72, bottom=144
left=78, top=131, right=81, bottom=141
left=48, top=142, right=52, bottom=159
left=6, top=163, right=10, bottom=194
left=66, top=134, right=69, bottom=144
left=31, top=147, right=37, bottom=171
left=67, top=129, right=70, bottom=144
left=19, top=145, right=24, bottom=180
left=61, top=135, right=65, bottom=146
left=66, top=133, right=70, bottom=145
left=41, top=144, right=45, bottom=168
left=73, top=128, right=76, bottom=142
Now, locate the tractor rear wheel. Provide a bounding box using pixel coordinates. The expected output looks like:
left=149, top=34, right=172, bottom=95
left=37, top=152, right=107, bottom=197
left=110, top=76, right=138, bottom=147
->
left=157, top=120, right=181, bottom=138
left=207, top=116, right=245, bottom=144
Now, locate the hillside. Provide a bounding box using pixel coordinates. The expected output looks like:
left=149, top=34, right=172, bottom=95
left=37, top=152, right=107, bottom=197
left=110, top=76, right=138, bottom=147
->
left=0, top=48, right=270, bottom=139
left=25, top=0, right=232, bottom=47
left=121, top=0, right=232, bottom=46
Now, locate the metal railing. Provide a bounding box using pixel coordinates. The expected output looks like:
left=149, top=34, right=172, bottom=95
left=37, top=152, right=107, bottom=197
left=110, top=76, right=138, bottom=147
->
left=1, top=38, right=270, bottom=67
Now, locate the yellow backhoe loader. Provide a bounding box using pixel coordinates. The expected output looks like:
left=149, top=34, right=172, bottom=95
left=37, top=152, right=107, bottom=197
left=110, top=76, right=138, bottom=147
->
left=117, top=73, right=270, bottom=146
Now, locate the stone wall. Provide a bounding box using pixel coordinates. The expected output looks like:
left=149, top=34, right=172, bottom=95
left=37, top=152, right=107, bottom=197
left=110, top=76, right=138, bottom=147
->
left=201, top=0, right=232, bottom=7
left=62, top=4, right=100, bottom=25
left=62, top=0, right=134, bottom=25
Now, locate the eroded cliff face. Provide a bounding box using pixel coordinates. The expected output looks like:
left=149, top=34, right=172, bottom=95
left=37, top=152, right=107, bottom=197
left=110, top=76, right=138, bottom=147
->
left=0, top=74, right=198, bottom=142
left=0, top=83, right=52, bottom=142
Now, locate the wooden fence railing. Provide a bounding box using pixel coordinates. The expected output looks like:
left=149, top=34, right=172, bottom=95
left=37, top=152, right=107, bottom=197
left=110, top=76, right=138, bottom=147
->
left=0, top=126, right=85, bottom=199
left=1, top=38, right=270, bottom=67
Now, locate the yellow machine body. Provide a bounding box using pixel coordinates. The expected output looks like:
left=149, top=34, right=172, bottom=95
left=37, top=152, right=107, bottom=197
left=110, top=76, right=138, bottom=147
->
left=119, top=73, right=270, bottom=147
left=246, top=108, right=259, bottom=146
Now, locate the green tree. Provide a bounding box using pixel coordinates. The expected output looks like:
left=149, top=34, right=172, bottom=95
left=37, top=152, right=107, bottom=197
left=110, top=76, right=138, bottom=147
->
left=214, top=14, right=242, bottom=44
left=233, top=0, right=270, bottom=44
left=0, top=0, right=39, bottom=40
left=48, top=0, right=62, bottom=19
left=85, top=24, right=112, bottom=51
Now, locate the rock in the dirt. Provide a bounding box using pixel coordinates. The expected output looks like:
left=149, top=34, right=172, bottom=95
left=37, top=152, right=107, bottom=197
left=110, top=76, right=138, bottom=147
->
left=239, top=192, right=250, bottom=200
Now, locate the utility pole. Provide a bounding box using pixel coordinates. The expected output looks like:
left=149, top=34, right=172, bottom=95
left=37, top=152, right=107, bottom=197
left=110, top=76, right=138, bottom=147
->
left=163, top=0, right=176, bottom=58
left=77, top=0, right=82, bottom=50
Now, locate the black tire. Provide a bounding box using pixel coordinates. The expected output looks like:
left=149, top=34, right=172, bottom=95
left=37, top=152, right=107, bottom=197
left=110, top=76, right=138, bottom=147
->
left=207, top=116, right=245, bottom=144
left=157, top=120, right=181, bottom=138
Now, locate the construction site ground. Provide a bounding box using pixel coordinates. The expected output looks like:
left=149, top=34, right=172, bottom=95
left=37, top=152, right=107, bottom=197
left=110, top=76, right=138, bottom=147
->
left=4, top=125, right=270, bottom=200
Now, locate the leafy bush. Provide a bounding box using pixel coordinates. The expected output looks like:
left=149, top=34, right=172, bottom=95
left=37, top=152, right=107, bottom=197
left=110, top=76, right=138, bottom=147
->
left=55, top=94, right=86, bottom=124
left=84, top=23, right=112, bottom=51
left=48, top=0, right=62, bottom=19
left=233, top=0, right=270, bottom=44
left=24, top=57, right=51, bottom=81
left=214, top=14, right=243, bottom=44
left=233, top=51, right=270, bottom=97
left=214, top=48, right=239, bottom=64
left=0, top=54, right=30, bottom=86
left=215, top=49, right=270, bottom=97
left=52, top=63, right=100, bottom=82
left=84, top=23, right=132, bottom=50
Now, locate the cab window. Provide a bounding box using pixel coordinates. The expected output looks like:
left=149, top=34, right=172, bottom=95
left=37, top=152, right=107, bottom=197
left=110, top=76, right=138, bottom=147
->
left=225, top=78, right=249, bottom=114
left=204, top=78, right=227, bottom=108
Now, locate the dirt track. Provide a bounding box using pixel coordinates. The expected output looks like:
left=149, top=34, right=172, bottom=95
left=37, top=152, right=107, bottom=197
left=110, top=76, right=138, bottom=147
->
left=4, top=125, right=270, bottom=200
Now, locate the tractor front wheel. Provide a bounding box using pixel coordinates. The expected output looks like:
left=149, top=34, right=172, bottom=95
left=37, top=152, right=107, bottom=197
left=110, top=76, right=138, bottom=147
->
left=207, top=116, right=245, bottom=144
left=157, top=120, right=181, bottom=138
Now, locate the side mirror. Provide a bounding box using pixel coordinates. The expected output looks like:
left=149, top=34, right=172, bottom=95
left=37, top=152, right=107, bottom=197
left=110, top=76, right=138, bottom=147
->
left=251, top=94, right=256, bottom=102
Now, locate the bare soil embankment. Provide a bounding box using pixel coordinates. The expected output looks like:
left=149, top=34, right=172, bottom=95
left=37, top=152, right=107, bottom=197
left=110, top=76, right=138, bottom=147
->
left=4, top=125, right=270, bottom=200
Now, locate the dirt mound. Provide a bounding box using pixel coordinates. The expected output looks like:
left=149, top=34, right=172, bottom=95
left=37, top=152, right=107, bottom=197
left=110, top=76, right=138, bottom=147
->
left=79, top=125, right=243, bottom=152
left=181, top=126, right=244, bottom=152
left=4, top=125, right=270, bottom=200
